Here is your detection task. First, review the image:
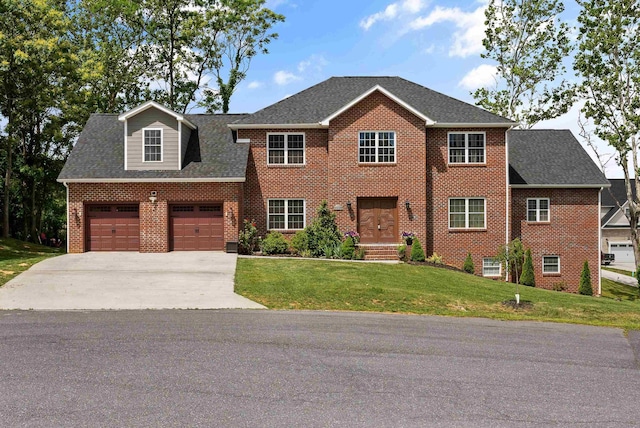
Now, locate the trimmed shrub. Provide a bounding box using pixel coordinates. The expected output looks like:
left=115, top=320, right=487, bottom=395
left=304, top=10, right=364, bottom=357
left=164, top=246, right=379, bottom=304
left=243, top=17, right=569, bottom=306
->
left=260, top=231, right=289, bottom=255
left=463, top=252, right=475, bottom=274
left=397, top=244, right=407, bottom=261
left=238, top=219, right=258, bottom=255
left=341, top=236, right=356, bottom=259
left=520, top=249, right=535, bottom=287
left=306, top=201, right=342, bottom=257
left=410, top=238, right=425, bottom=262
left=290, top=230, right=309, bottom=255
left=579, top=260, right=593, bottom=296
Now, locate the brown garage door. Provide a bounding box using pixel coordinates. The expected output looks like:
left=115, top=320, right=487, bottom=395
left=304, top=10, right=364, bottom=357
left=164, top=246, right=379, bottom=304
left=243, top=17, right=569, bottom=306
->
left=86, top=205, right=140, bottom=251
left=170, top=204, right=224, bottom=251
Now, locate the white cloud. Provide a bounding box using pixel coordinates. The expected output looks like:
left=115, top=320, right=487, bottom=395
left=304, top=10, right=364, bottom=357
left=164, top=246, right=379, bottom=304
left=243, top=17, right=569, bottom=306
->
left=297, top=54, right=328, bottom=73
left=423, top=44, right=436, bottom=55
left=360, top=0, right=427, bottom=30
left=407, top=2, right=487, bottom=57
left=247, top=81, right=263, bottom=89
left=273, top=70, right=301, bottom=86
left=458, top=64, right=497, bottom=90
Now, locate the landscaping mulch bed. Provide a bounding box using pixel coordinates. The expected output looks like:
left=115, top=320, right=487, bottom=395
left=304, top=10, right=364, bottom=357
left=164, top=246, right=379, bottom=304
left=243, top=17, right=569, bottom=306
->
left=502, top=299, right=534, bottom=310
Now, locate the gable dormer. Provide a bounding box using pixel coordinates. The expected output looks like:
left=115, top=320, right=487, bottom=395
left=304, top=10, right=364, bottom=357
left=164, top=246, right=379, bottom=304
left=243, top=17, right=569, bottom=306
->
left=118, top=101, right=196, bottom=171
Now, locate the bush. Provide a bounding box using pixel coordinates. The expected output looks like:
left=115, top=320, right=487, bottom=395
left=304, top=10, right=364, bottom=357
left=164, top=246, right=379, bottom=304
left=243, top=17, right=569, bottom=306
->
left=238, top=219, right=258, bottom=255
left=323, top=242, right=343, bottom=259
left=341, top=236, right=356, bottom=259
left=426, top=252, right=443, bottom=264
left=397, top=244, right=407, bottom=261
left=520, top=249, right=535, bottom=287
left=354, top=248, right=366, bottom=260
left=306, top=201, right=342, bottom=257
left=463, top=252, right=475, bottom=274
left=290, top=230, right=309, bottom=255
left=410, top=238, right=425, bottom=262
left=552, top=281, right=567, bottom=292
left=260, top=231, right=289, bottom=255
left=579, top=260, right=593, bottom=296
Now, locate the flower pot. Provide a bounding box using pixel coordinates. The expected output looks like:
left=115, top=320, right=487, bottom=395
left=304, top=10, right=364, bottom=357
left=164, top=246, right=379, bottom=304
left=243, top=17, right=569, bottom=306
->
left=406, top=238, right=413, bottom=246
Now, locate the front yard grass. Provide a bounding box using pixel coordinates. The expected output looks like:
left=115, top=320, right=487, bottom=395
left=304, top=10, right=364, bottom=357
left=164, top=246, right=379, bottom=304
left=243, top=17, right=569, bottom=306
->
left=0, top=238, right=63, bottom=287
left=602, top=266, right=635, bottom=277
left=236, top=258, right=640, bottom=330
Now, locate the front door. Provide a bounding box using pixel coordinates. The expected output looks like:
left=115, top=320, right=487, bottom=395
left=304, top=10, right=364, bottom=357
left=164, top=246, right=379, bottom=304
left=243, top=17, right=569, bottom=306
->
left=358, top=198, right=398, bottom=244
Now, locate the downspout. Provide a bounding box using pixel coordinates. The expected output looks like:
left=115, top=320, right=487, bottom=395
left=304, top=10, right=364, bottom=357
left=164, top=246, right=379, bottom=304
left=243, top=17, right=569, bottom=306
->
left=505, top=128, right=511, bottom=247
left=598, top=187, right=602, bottom=296
left=63, top=182, right=69, bottom=254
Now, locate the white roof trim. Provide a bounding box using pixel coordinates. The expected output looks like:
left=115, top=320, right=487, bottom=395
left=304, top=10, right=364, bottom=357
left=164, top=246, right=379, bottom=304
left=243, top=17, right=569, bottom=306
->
left=431, top=122, right=516, bottom=128
left=602, top=200, right=629, bottom=228
left=319, top=85, right=435, bottom=126
left=118, top=101, right=197, bottom=130
left=510, top=184, right=610, bottom=189
left=58, top=177, right=245, bottom=183
left=228, top=123, right=326, bottom=130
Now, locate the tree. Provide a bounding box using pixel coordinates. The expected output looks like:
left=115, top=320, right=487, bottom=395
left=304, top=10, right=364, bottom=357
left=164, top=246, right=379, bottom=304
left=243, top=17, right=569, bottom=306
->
left=520, top=248, right=535, bottom=287
left=574, top=0, right=640, bottom=266
left=410, top=238, right=425, bottom=262
left=578, top=260, right=593, bottom=296
left=305, top=201, right=342, bottom=257
left=473, top=0, right=574, bottom=128
left=497, top=238, right=525, bottom=283
left=463, top=252, right=475, bottom=274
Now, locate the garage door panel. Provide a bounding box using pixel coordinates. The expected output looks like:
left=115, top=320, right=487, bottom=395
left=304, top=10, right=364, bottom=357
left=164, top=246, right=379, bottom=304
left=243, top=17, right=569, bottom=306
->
left=170, top=204, right=224, bottom=251
left=86, top=205, right=139, bottom=252
left=610, top=242, right=634, bottom=263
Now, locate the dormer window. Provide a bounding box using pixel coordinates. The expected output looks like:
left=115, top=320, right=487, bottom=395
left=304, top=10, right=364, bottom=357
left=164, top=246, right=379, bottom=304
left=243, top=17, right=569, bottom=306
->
left=144, top=128, right=163, bottom=162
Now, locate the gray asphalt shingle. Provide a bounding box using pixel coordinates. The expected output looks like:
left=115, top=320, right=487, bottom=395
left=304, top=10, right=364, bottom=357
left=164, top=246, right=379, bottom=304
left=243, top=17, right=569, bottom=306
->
left=234, top=76, right=514, bottom=125
left=58, top=113, right=249, bottom=181
left=508, top=129, right=609, bottom=187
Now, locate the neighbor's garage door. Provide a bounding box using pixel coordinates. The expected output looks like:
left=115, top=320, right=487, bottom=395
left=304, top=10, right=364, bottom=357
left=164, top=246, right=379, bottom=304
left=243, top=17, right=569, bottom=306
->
left=86, top=204, right=140, bottom=251
left=610, top=242, right=635, bottom=263
left=170, top=204, right=224, bottom=251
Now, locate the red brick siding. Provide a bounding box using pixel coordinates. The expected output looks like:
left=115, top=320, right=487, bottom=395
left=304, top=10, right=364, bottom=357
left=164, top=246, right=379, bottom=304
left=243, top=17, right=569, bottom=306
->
left=328, top=91, right=427, bottom=243
left=240, top=129, right=328, bottom=238
left=511, top=188, right=600, bottom=293
left=68, top=182, right=242, bottom=253
left=426, top=128, right=509, bottom=272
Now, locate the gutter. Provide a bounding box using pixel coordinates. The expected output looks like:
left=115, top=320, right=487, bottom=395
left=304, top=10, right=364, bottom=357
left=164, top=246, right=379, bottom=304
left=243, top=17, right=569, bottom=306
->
left=63, top=182, right=69, bottom=254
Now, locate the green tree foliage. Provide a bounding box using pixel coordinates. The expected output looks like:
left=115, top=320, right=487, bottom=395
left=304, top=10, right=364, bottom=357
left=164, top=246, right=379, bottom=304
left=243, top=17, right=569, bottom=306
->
left=410, top=238, right=425, bottom=262
left=578, top=260, right=593, bottom=296
left=497, top=238, right=525, bottom=283
left=260, top=231, right=289, bottom=255
left=463, top=252, right=475, bottom=274
left=305, top=201, right=342, bottom=257
left=520, top=249, right=536, bottom=287
left=574, top=0, right=640, bottom=266
left=473, top=0, right=574, bottom=128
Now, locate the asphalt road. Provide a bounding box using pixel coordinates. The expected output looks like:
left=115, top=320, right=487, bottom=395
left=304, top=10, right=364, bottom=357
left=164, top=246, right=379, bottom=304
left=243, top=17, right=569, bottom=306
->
left=1, top=310, right=639, bottom=427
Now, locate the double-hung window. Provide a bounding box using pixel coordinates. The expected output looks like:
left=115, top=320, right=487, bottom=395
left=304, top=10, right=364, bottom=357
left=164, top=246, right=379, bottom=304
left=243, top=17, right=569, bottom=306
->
left=268, top=199, right=305, bottom=230
left=527, top=198, right=550, bottom=222
left=449, top=198, right=486, bottom=229
left=359, top=131, right=396, bottom=163
left=542, top=255, right=560, bottom=274
left=482, top=258, right=502, bottom=277
left=143, top=128, right=163, bottom=162
left=268, top=133, right=305, bottom=165
left=448, top=132, right=485, bottom=164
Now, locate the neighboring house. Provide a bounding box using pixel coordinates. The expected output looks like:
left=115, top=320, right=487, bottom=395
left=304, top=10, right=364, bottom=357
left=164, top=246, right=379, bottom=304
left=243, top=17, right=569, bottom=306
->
left=58, top=76, right=609, bottom=293
left=601, top=179, right=637, bottom=263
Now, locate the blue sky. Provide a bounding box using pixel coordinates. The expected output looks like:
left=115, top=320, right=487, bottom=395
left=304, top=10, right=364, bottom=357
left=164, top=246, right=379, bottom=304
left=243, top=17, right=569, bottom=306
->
left=225, top=0, right=622, bottom=177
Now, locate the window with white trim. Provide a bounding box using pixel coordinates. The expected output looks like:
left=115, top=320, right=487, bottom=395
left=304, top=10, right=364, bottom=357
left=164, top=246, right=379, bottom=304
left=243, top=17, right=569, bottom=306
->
left=268, top=199, right=305, bottom=230
left=448, top=132, right=485, bottom=164
left=449, top=198, right=486, bottom=229
left=527, top=198, right=549, bottom=222
left=542, top=255, right=560, bottom=274
left=359, top=131, right=396, bottom=163
left=267, top=133, right=305, bottom=165
left=482, top=258, right=501, bottom=277
left=143, top=128, right=162, bottom=162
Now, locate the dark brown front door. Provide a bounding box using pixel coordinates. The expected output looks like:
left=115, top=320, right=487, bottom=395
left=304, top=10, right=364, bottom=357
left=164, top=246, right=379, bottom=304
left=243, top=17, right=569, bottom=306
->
left=170, top=204, right=224, bottom=251
left=358, top=198, right=398, bottom=244
left=86, top=204, right=140, bottom=251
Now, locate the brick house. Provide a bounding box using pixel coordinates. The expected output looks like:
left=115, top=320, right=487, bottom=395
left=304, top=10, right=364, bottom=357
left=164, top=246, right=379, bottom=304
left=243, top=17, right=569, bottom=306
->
left=58, top=76, right=609, bottom=293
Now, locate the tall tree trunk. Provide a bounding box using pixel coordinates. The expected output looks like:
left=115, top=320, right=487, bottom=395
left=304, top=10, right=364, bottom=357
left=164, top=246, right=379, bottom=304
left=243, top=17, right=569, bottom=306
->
left=2, top=140, right=10, bottom=238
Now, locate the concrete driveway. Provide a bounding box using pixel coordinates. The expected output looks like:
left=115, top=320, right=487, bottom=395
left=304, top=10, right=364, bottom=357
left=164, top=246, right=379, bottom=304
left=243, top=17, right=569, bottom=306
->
left=0, top=252, right=265, bottom=310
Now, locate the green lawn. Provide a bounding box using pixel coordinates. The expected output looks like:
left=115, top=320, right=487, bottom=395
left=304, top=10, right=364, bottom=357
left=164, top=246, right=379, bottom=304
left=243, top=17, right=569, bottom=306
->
left=602, top=266, right=635, bottom=277
left=236, top=258, right=640, bottom=330
left=0, top=238, right=63, bottom=287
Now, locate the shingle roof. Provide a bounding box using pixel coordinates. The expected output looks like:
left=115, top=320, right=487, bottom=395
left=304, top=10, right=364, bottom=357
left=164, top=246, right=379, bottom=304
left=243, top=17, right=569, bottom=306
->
left=234, top=76, right=515, bottom=125
left=508, top=130, right=609, bottom=187
left=601, top=179, right=636, bottom=226
left=58, top=113, right=249, bottom=181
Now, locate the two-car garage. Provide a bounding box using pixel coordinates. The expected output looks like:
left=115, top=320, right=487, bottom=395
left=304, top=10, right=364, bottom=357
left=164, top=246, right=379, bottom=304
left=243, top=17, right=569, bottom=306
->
left=86, top=203, right=224, bottom=252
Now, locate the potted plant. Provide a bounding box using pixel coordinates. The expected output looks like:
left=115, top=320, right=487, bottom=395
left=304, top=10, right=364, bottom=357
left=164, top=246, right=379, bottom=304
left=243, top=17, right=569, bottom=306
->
left=402, top=231, right=415, bottom=246
left=343, top=231, right=360, bottom=244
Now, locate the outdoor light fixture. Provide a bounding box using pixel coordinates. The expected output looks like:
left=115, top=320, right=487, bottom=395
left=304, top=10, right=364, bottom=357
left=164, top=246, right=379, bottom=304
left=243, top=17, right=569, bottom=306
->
left=346, top=201, right=352, bottom=209
left=149, top=191, right=157, bottom=204
left=72, top=208, right=81, bottom=219
left=226, top=207, right=234, bottom=218
left=405, top=200, right=411, bottom=210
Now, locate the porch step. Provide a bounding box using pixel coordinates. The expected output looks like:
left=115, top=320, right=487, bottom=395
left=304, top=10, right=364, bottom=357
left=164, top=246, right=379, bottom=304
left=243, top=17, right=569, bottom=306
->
left=358, top=245, right=399, bottom=261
